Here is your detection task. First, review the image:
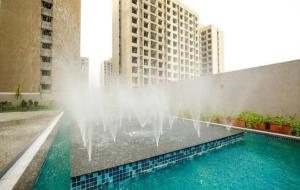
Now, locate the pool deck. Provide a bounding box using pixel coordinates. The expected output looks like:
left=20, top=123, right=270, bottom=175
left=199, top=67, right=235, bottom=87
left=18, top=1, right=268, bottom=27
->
left=71, top=118, right=242, bottom=177
left=0, top=111, right=62, bottom=190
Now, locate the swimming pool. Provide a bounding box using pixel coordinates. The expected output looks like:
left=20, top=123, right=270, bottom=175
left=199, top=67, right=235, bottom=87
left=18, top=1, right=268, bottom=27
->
left=111, top=133, right=300, bottom=190
left=35, top=121, right=300, bottom=190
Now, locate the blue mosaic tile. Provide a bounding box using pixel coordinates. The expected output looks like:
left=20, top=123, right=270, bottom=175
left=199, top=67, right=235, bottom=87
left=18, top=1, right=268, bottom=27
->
left=71, top=133, right=244, bottom=190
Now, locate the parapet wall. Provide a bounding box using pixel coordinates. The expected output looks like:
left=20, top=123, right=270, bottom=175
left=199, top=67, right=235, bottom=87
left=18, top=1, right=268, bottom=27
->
left=170, top=59, right=300, bottom=119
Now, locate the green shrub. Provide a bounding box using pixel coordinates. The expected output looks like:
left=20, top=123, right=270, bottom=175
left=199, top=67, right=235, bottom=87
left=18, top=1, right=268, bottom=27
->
left=21, top=100, right=28, bottom=108
left=236, top=112, right=264, bottom=128
left=28, top=99, right=33, bottom=107
left=265, top=115, right=289, bottom=126
left=288, top=118, right=300, bottom=136
left=34, top=101, right=39, bottom=107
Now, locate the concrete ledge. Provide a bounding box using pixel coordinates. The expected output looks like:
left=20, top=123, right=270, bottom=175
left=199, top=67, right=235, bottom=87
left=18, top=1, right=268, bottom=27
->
left=178, top=117, right=300, bottom=141
left=0, top=112, right=64, bottom=190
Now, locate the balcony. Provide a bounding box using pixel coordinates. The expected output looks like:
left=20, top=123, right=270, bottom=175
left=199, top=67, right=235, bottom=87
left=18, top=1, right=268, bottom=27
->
left=41, top=8, right=53, bottom=17
left=41, top=21, right=52, bottom=29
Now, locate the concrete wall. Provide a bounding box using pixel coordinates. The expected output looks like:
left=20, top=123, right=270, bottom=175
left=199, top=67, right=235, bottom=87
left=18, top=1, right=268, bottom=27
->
left=0, top=0, right=41, bottom=92
left=0, top=0, right=81, bottom=93
left=168, top=59, right=300, bottom=119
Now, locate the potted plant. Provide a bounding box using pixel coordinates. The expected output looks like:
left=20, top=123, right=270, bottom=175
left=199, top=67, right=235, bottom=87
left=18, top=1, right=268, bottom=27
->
left=288, top=118, right=300, bottom=136
left=231, top=112, right=246, bottom=127
left=266, top=115, right=291, bottom=135
left=246, top=112, right=266, bottom=130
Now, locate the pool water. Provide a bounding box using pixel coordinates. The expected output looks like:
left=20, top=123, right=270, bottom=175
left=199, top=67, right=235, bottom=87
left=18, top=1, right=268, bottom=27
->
left=112, top=133, right=300, bottom=190
left=34, top=118, right=71, bottom=190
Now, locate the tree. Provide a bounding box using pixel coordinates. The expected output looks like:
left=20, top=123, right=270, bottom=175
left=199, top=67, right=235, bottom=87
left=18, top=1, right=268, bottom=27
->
left=38, top=85, right=43, bottom=104
left=15, top=84, right=21, bottom=107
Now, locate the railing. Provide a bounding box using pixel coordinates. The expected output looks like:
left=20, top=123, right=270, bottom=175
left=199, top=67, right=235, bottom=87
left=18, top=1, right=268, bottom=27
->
left=41, top=21, right=52, bottom=29
left=41, top=8, right=52, bottom=16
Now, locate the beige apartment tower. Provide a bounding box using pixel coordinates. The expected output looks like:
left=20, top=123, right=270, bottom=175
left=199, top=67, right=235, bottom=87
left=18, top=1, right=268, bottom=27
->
left=112, top=0, right=223, bottom=87
left=100, top=58, right=113, bottom=87
left=199, top=25, right=224, bottom=74
left=0, top=0, right=81, bottom=93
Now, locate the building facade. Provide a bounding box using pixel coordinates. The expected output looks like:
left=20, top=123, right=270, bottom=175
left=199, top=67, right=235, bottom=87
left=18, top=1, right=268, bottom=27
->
left=0, top=0, right=81, bottom=93
left=80, top=57, right=89, bottom=86
left=112, top=0, right=223, bottom=88
left=199, top=25, right=224, bottom=74
left=100, top=58, right=113, bottom=87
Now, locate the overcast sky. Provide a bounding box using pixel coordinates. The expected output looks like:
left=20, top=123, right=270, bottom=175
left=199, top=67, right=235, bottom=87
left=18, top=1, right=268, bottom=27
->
left=81, top=0, right=300, bottom=81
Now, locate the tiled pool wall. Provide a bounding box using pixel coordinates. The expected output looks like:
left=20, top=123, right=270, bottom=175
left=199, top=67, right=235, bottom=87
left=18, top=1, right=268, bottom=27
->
left=71, top=132, right=244, bottom=190
left=245, top=132, right=300, bottom=144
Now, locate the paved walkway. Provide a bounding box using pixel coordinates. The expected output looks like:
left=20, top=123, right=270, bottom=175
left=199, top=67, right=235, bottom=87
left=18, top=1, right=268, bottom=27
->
left=0, top=111, right=60, bottom=177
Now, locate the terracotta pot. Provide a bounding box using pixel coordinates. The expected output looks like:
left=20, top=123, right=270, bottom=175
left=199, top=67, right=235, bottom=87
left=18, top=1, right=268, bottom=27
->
left=232, top=119, right=246, bottom=128
left=253, top=123, right=266, bottom=131
left=281, top=125, right=292, bottom=135
left=269, top=124, right=281, bottom=133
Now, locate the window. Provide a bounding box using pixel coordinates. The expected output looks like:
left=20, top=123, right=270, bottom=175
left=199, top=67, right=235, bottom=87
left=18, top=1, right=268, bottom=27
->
left=144, top=22, right=148, bottom=28
left=132, top=36, right=137, bottom=43
left=132, top=17, right=137, bottom=24
left=144, top=40, right=149, bottom=46
left=132, top=27, right=137, bottom=34
left=132, top=47, right=137, bottom=53
left=159, top=53, right=163, bottom=59
left=41, top=56, right=51, bottom=63
left=144, top=13, right=148, bottom=19
left=144, top=4, right=148, bottom=10
left=158, top=45, right=162, bottom=50
left=41, top=28, right=52, bottom=36
left=41, top=84, right=51, bottom=90
left=144, top=49, right=149, bottom=56
left=144, top=59, right=149, bottom=65
left=41, top=70, right=51, bottom=76
left=42, top=15, right=52, bottom=22
left=42, top=43, right=52, bottom=49
left=158, top=19, right=162, bottom=25
left=159, top=62, right=163, bottom=68
left=132, top=7, right=137, bottom=14
left=158, top=2, right=162, bottom=8
left=132, top=57, right=138, bottom=64
left=42, top=1, right=53, bottom=9
left=132, top=67, right=137, bottom=73
left=144, top=31, right=148, bottom=37
left=158, top=11, right=162, bottom=17
left=132, top=0, right=137, bottom=5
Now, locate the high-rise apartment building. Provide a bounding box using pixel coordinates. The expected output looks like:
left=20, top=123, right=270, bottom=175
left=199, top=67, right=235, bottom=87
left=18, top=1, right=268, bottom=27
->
left=0, top=0, right=81, bottom=93
left=100, top=58, right=113, bottom=87
left=113, top=0, right=223, bottom=88
left=199, top=25, right=224, bottom=74
left=113, top=0, right=202, bottom=87
left=80, top=57, right=89, bottom=86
